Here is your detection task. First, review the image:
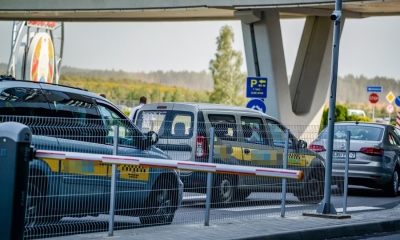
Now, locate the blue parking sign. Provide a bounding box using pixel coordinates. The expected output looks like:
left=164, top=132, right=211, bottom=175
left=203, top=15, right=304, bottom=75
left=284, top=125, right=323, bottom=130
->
left=246, top=77, right=267, bottom=98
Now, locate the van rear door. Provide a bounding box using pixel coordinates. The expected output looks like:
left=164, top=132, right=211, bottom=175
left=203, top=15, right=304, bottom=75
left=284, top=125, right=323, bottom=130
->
left=135, top=103, right=195, bottom=162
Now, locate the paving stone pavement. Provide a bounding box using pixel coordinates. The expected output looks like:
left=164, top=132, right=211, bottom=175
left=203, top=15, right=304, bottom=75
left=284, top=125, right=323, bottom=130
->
left=46, top=204, right=400, bottom=240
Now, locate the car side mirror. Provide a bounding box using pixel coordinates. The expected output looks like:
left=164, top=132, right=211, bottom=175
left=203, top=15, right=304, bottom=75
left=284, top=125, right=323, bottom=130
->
left=148, top=131, right=159, bottom=145
left=139, top=131, right=159, bottom=150
left=298, top=140, right=307, bottom=148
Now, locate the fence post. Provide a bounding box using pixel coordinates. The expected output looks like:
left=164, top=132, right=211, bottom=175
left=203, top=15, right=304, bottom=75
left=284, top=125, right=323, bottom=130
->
left=0, top=122, right=32, bottom=240
left=343, top=130, right=350, bottom=214
left=108, top=125, right=119, bottom=236
left=204, top=127, right=215, bottom=226
left=280, top=128, right=290, bottom=218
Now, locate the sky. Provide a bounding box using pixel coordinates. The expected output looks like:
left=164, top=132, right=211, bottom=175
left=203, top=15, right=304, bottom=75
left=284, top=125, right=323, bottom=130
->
left=1, top=16, right=400, bottom=80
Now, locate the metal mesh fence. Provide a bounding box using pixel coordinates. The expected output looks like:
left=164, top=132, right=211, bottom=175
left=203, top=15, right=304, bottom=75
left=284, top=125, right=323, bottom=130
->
left=0, top=116, right=377, bottom=239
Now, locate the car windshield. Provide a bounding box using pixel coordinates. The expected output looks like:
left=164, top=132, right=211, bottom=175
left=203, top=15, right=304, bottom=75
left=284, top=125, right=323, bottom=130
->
left=319, top=125, right=384, bottom=141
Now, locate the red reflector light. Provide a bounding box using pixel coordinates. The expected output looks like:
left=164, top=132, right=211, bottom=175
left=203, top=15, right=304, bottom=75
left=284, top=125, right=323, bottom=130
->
left=308, top=144, right=326, bottom=152
left=157, top=106, right=167, bottom=109
left=360, top=147, right=384, bottom=156
left=196, top=135, right=208, bottom=158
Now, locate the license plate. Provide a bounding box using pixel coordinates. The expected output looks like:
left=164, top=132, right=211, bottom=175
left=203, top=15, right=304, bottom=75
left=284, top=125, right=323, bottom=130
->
left=333, top=151, right=356, bottom=159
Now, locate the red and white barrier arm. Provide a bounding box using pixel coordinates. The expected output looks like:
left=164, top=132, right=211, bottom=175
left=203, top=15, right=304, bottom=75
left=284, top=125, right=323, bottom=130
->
left=35, top=150, right=304, bottom=180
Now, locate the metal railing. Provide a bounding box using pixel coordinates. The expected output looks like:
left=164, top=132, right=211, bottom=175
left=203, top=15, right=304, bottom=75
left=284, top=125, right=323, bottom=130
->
left=0, top=116, right=355, bottom=239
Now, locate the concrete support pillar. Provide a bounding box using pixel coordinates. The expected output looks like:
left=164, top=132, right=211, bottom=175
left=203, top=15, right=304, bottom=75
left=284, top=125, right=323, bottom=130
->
left=237, top=10, right=344, bottom=129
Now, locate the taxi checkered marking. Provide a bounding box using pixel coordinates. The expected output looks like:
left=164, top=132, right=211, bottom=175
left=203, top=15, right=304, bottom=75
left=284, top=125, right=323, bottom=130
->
left=288, top=153, right=300, bottom=159
left=121, top=165, right=148, bottom=173
left=119, top=165, right=149, bottom=181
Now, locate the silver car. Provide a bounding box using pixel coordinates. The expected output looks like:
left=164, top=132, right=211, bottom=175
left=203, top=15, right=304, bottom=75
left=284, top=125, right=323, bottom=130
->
left=309, top=122, right=400, bottom=196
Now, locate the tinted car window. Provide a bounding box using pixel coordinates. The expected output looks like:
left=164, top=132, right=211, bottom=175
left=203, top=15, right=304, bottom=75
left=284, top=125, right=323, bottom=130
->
left=0, top=87, right=52, bottom=117
left=45, top=90, right=103, bottom=143
left=46, top=90, right=99, bottom=119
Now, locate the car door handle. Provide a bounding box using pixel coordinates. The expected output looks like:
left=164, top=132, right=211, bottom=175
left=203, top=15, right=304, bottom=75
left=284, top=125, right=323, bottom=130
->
left=244, top=149, right=250, bottom=154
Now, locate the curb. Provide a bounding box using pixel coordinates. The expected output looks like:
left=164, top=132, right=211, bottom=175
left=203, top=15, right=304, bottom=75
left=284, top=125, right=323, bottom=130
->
left=237, top=219, right=400, bottom=240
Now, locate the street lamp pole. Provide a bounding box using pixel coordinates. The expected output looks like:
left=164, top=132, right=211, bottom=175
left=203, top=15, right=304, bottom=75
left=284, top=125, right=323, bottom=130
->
left=317, top=0, right=343, bottom=214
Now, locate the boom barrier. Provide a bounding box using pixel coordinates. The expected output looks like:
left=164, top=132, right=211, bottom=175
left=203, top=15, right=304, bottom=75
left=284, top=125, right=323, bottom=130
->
left=35, top=150, right=304, bottom=180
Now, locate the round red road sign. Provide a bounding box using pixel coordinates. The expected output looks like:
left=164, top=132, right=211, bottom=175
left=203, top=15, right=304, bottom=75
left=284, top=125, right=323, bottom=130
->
left=369, top=93, right=379, bottom=104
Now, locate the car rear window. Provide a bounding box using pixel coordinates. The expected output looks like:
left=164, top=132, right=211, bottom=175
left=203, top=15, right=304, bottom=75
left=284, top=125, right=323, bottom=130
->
left=136, top=110, right=194, bottom=139
left=319, top=125, right=384, bottom=141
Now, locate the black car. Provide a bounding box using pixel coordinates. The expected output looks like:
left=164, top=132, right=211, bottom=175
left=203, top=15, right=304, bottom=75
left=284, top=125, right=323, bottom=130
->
left=0, top=75, right=183, bottom=226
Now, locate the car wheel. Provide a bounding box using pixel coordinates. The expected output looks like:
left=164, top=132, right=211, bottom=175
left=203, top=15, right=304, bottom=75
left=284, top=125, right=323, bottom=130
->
left=383, top=170, right=399, bottom=197
left=212, top=174, right=236, bottom=204
left=234, top=189, right=252, bottom=201
left=140, top=178, right=177, bottom=226
left=298, top=170, right=324, bottom=203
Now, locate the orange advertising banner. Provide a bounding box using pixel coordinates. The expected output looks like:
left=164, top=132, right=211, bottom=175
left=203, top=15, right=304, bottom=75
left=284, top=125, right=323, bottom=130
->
left=27, top=21, right=56, bottom=30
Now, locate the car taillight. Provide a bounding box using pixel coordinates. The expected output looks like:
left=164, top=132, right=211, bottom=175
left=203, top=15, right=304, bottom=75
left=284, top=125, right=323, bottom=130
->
left=360, top=147, right=384, bottom=156
left=196, top=135, right=208, bottom=158
left=308, top=144, right=326, bottom=152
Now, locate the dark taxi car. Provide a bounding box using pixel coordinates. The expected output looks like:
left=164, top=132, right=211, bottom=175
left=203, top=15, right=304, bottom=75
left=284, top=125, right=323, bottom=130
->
left=0, top=76, right=183, bottom=226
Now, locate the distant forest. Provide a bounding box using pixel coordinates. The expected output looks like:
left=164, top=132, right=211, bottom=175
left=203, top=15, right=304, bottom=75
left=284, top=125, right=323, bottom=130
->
left=1, top=63, right=400, bottom=108
left=61, top=66, right=214, bottom=91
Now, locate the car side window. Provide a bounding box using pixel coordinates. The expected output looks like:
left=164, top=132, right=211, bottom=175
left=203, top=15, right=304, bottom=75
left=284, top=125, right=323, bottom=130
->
left=45, top=90, right=104, bottom=143
left=208, top=114, right=237, bottom=141
left=46, top=90, right=99, bottom=119
left=97, top=104, right=136, bottom=145
left=0, top=87, right=52, bottom=117
left=388, top=128, right=400, bottom=146
left=394, top=127, right=400, bottom=142
left=265, top=119, right=293, bottom=148
left=240, top=116, right=267, bottom=145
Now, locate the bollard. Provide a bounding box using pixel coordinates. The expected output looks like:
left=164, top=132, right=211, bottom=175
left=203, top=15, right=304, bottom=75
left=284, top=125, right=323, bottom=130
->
left=204, top=127, right=215, bottom=226
left=280, top=129, right=290, bottom=217
left=108, top=125, right=119, bottom=236
left=343, top=131, right=350, bottom=214
left=0, top=122, right=33, bottom=240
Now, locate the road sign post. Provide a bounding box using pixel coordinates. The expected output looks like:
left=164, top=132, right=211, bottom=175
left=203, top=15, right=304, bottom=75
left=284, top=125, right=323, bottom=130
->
left=395, top=96, right=400, bottom=108
left=386, top=92, right=395, bottom=104
left=246, top=77, right=267, bottom=99
left=366, top=86, right=383, bottom=92
left=246, top=99, right=266, bottom=113
left=387, top=104, right=394, bottom=123
left=369, top=93, right=379, bottom=121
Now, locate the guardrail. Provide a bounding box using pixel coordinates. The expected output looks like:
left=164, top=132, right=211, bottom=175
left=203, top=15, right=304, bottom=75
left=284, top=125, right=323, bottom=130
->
left=30, top=126, right=304, bottom=238
left=34, top=150, right=304, bottom=180
left=0, top=117, right=330, bottom=239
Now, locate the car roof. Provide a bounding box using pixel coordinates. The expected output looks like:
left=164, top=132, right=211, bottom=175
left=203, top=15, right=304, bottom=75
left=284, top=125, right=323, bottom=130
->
left=0, top=75, right=111, bottom=103
left=145, top=102, right=281, bottom=122
left=331, top=121, right=390, bottom=129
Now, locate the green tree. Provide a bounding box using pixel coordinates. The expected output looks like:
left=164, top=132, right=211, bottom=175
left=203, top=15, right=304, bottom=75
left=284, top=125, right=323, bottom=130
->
left=209, top=25, right=246, bottom=106
left=172, top=87, right=184, bottom=102
left=163, top=91, right=173, bottom=102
